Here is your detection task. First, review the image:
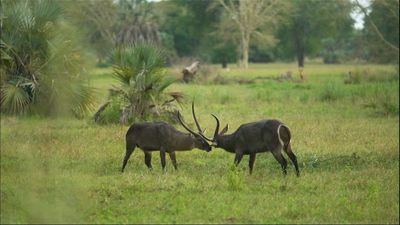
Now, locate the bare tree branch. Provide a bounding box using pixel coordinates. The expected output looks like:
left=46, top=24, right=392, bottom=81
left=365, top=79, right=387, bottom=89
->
left=355, top=0, right=399, bottom=52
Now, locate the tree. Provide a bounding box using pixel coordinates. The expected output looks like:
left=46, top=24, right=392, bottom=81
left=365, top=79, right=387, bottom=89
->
left=94, top=42, right=182, bottom=124
left=115, top=0, right=161, bottom=45
left=276, top=0, right=354, bottom=67
left=355, top=0, right=399, bottom=63
left=63, top=0, right=163, bottom=64
left=0, top=0, right=95, bottom=117
left=154, top=0, right=221, bottom=61
left=217, top=0, right=288, bottom=68
left=62, top=0, right=117, bottom=64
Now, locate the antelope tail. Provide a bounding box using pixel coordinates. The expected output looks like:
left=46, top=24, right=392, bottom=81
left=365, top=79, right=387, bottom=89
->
left=277, top=124, right=291, bottom=150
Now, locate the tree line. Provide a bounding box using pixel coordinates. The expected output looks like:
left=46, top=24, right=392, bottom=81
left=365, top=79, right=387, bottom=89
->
left=64, top=0, right=399, bottom=67
left=1, top=0, right=398, bottom=118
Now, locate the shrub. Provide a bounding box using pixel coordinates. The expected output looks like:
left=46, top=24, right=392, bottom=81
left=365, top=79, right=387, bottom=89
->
left=0, top=0, right=95, bottom=117
left=94, top=42, right=182, bottom=124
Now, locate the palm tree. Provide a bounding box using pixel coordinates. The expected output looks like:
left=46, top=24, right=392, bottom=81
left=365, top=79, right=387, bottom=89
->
left=94, top=42, right=182, bottom=124
left=0, top=0, right=95, bottom=117
left=115, top=0, right=161, bottom=45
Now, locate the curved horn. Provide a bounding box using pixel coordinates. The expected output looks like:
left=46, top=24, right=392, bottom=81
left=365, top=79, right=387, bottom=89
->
left=177, top=111, right=199, bottom=136
left=191, top=101, right=203, bottom=133
left=211, top=114, right=220, bottom=140
left=191, top=101, right=214, bottom=141
left=199, top=133, right=214, bottom=142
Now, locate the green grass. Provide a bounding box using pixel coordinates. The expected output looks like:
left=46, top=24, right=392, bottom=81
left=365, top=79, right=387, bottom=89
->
left=1, top=62, right=399, bottom=223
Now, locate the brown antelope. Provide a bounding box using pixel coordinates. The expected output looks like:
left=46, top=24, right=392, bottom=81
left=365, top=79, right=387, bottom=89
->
left=121, top=112, right=211, bottom=172
left=190, top=103, right=300, bottom=176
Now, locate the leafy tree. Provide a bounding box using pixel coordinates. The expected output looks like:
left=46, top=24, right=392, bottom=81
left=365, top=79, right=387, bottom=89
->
left=155, top=0, right=221, bottom=61
left=63, top=0, right=162, bottom=64
left=276, top=0, right=354, bottom=67
left=115, top=0, right=161, bottom=45
left=0, top=0, right=95, bottom=117
left=217, top=0, right=288, bottom=68
left=94, top=42, right=181, bottom=124
left=61, top=0, right=117, bottom=64
left=356, top=0, right=399, bottom=63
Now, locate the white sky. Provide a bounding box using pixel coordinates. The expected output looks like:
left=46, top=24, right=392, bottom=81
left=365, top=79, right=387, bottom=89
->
left=350, top=0, right=371, bottom=29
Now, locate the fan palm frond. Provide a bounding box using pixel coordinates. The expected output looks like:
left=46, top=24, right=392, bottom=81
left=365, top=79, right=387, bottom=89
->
left=96, top=42, right=180, bottom=123
left=70, top=83, right=97, bottom=118
left=1, top=83, right=31, bottom=114
left=1, top=0, right=95, bottom=117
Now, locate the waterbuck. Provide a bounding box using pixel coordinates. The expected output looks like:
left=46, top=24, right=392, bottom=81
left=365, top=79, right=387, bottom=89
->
left=191, top=103, right=300, bottom=176
left=121, top=113, right=211, bottom=172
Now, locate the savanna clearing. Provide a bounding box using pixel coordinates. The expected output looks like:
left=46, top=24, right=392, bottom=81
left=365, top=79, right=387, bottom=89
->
left=1, top=63, right=399, bottom=223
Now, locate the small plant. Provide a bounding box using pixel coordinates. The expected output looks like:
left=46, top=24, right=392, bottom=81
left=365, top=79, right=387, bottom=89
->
left=226, top=164, right=245, bottom=191
left=94, top=97, right=122, bottom=125
left=318, top=82, right=344, bottom=102
left=94, top=42, right=182, bottom=124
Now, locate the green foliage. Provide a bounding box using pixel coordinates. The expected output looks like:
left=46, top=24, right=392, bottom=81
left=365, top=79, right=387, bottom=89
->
left=363, top=0, right=399, bottom=63
left=0, top=0, right=95, bottom=117
left=96, top=100, right=123, bottom=125
left=61, top=0, right=116, bottom=63
left=96, top=42, right=179, bottom=124
left=155, top=0, right=221, bottom=59
left=320, top=38, right=351, bottom=64
left=0, top=83, right=31, bottom=114
left=115, top=0, right=161, bottom=45
left=276, top=0, right=354, bottom=66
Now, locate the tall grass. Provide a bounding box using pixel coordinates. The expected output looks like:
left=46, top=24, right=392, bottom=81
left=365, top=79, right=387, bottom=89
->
left=318, top=81, right=345, bottom=101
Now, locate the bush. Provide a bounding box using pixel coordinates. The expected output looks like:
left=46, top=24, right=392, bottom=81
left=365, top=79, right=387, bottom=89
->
left=95, top=96, right=123, bottom=125
left=94, top=42, right=182, bottom=124
left=0, top=0, right=95, bottom=117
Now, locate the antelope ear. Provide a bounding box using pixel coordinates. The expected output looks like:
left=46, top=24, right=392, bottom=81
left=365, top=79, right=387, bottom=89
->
left=219, top=124, right=228, bottom=135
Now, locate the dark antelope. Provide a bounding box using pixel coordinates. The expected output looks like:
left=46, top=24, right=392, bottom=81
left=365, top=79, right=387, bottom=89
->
left=121, top=113, right=211, bottom=172
left=191, top=103, right=300, bottom=176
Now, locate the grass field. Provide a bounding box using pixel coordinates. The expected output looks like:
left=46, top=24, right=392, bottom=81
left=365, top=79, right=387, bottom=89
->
left=1, top=62, right=399, bottom=223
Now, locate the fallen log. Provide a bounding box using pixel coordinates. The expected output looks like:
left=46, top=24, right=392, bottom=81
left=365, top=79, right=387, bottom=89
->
left=182, top=61, right=199, bottom=83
